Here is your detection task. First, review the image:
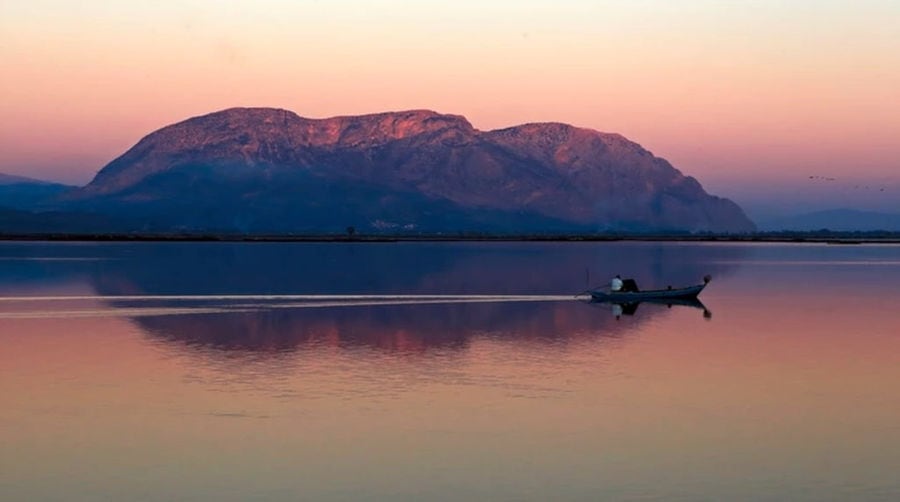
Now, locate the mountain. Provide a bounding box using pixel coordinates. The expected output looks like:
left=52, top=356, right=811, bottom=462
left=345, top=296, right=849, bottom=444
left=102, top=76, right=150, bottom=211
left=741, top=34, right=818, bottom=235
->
left=0, top=173, right=74, bottom=212
left=57, top=108, right=754, bottom=234
left=0, top=173, right=38, bottom=184
left=760, top=209, right=900, bottom=232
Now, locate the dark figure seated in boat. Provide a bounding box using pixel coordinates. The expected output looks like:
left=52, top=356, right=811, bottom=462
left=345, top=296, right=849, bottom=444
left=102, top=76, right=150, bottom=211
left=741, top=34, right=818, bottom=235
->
left=620, top=278, right=640, bottom=292
left=611, top=275, right=640, bottom=293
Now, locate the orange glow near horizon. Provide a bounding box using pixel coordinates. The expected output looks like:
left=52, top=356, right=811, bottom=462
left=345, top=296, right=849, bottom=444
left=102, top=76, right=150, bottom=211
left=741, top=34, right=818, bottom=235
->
left=1, top=0, right=899, bottom=194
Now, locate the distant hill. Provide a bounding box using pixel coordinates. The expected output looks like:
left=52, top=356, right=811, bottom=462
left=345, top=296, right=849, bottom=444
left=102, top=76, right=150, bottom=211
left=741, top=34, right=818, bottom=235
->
left=760, top=209, right=900, bottom=232
left=0, top=173, right=39, bottom=185
left=0, top=172, right=74, bottom=211
left=0, top=172, right=68, bottom=187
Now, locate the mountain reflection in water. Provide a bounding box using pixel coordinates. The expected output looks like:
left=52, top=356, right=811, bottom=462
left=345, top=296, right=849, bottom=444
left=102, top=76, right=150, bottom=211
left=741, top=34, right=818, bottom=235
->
left=75, top=242, right=741, bottom=354
left=130, top=299, right=708, bottom=354
left=74, top=242, right=741, bottom=294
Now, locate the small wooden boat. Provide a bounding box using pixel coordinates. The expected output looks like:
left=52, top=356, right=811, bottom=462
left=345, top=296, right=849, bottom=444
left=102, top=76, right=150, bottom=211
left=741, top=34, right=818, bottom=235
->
left=590, top=275, right=710, bottom=302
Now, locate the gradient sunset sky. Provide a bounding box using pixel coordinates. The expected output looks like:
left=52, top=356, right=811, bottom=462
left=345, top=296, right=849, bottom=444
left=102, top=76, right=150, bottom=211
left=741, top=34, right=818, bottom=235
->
left=1, top=0, right=898, bottom=216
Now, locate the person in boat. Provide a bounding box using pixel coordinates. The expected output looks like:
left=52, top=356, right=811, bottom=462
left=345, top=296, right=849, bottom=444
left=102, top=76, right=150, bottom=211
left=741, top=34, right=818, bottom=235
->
left=620, top=278, right=639, bottom=292
left=611, top=275, right=623, bottom=292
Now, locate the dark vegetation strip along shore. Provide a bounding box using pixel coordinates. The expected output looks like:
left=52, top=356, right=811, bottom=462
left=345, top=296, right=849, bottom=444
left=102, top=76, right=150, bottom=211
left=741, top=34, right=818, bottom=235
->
left=1, top=231, right=899, bottom=244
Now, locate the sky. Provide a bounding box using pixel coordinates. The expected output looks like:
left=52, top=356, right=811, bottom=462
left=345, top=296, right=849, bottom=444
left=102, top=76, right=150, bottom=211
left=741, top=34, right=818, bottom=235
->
left=1, top=0, right=898, bottom=217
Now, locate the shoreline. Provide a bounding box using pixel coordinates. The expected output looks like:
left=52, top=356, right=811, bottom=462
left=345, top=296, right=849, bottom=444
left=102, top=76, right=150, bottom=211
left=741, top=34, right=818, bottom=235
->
left=1, top=233, right=899, bottom=244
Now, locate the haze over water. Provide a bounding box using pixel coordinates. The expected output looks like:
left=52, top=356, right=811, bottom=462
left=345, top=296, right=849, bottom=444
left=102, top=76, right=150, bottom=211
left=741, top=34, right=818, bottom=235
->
left=1, top=241, right=899, bottom=501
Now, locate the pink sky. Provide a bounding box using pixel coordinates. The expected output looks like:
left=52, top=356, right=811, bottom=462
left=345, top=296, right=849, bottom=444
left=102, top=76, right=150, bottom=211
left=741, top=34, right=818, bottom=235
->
left=1, top=1, right=898, bottom=212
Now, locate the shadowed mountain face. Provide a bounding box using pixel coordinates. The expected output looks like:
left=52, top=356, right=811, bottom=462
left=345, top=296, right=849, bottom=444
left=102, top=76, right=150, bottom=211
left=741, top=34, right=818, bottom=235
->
left=64, top=108, right=754, bottom=233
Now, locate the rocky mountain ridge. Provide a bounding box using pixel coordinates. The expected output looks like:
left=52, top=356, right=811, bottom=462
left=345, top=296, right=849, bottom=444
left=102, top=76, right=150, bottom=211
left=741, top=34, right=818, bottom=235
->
left=43, top=108, right=755, bottom=233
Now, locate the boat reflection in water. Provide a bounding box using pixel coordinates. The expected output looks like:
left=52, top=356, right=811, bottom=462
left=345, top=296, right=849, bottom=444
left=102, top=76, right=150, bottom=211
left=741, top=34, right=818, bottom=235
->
left=591, top=296, right=712, bottom=320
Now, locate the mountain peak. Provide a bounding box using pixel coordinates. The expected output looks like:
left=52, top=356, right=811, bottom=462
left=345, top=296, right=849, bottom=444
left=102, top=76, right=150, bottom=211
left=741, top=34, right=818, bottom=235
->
left=313, top=109, right=476, bottom=146
left=179, top=107, right=474, bottom=138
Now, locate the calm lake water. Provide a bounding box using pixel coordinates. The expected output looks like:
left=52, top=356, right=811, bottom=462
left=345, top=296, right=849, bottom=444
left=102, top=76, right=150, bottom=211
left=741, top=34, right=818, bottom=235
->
left=1, top=241, right=899, bottom=501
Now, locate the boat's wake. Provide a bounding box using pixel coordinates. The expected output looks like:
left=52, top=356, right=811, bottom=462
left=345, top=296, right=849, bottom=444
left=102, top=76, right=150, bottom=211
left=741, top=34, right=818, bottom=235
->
left=0, top=294, right=582, bottom=319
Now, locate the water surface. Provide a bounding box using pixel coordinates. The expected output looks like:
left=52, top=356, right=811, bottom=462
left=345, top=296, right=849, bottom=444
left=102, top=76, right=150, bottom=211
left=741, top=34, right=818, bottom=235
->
left=1, top=241, right=899, bottom=501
